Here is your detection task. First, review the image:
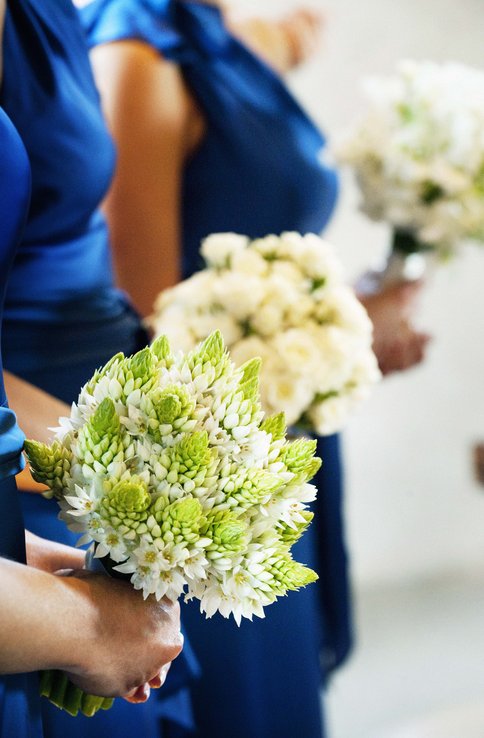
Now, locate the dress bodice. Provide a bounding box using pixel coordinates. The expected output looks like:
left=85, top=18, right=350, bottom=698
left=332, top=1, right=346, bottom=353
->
left=81, top=0, right=339, bottom=278
left=1, top=0, right=123, bottom=323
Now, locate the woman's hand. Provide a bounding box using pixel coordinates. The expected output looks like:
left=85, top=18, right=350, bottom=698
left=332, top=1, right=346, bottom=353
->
left=279, top=8, right=325, bottom=69
left=228, top=7, right=325, bottom=75
left=358, top=281, right=432, bottom=376
left=23, top=534, right=180, bottom=700
left=63, top=571, right=183, bottom=698
left=0, top=558, right=183, bottom=698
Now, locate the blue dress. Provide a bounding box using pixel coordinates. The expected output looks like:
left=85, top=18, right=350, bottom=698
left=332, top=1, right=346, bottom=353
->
left=1, top=1, right=196, bottom=736
left=0, top=108, right=44, bottom=738
left=82, top=2, right=353, bottom=737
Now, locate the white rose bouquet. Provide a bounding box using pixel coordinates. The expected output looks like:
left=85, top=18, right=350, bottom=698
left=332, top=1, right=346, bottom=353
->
left=25, top=332, right=320, bottom=717
left=150, top=232, right=380, bottom=436
left=338, top=60, right=484, bottom=283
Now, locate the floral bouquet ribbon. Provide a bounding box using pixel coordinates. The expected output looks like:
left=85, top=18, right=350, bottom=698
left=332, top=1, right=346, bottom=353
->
left=25, top=332, right=320, bottom=716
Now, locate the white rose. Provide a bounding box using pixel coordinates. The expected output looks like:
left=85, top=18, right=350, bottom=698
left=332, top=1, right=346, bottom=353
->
left=310, top=325, right=355, bottom=392
left=263, top=274, right=300, bottom=313
left=250, top=303, right=285, bottom=337
left=316, top=285, right=373, bottom=337
left=307, top=395, right=351, bottom=436
left=269, top=260, right=304, bottom=285
left=272, top=329, right=322, bottom=380
left=350, top=349, right=382, bottom=387
left=289, top=294, right=315, bottom=326
left=190, top=313, right=243, bottom=347
left=229, top=336, right=273, bottom=368
left=200, top=233, right=249, bottom=268
left=211, top=273, right=265, bottom=321
left=251, top=234, right=284, bottom=259
left=152, top=319, right=196, bottom=353
left=231, top=248, right=269, bottom=277
left=297, top=234, right=345, bottom=283
left=261, top=369, right=314, bottom=426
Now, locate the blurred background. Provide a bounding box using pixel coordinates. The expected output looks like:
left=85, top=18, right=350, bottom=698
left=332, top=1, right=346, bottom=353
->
left=230, top=0, right=484, bottom=735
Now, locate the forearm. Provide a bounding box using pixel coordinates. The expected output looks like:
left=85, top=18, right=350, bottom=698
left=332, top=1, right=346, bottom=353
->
left=5, top=372, right=69, bottom=444
left=0, top=557, right=93, bottom=675
left=25, top=531, right=86, bottom=573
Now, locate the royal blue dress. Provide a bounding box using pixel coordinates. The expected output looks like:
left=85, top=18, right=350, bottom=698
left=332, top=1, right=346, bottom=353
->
left=1, top=1, right=196, bottom=736
left=82, top=2, right=353, bottom=737
left=0, top=108, right=44, bottom=738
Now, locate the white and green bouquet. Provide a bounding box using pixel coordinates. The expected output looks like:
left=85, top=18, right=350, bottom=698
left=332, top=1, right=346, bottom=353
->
left=150, top=232, right=380, bottom=436
left=338, top=60, right=484, bottom=284
left=25, top=332, right=320, bottom=716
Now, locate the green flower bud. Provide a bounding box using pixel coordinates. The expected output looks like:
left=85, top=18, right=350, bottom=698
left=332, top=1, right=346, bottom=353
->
left=90, top=399, right=120, bottom=440
left=129, top=348, right=155, bottom=382
left=260, top=412, right=286, bottom=441
left=151, top=335, right=173, bottom=367
left=108, top=478, right=151, bottom=513
left=280, top=438, right=321, bottom=481
left=189, top=331, right=229, bottom=381
left=158, top=497, right=205, bottom=544
left=203, top=511, right=248, bottom=556
left=277, top=510, right=314, bottom=546
left=100, top=478, right=151, bottom=535
left=157, top=394, right=182, bottom=425
left=221, top=468, right=284, bottom=510
left=149, top=385, right=196, bottom=441
left=77, top=399, right=125, bottom=473
left=266, top=550, right=318, bottom=594
left=84, top=353, right=124, bottom=395
left=238, top=357, right=261, bottom=403
left=171, top=432, right=213, bottom=482
left=24, top=440, right=72, bottom=499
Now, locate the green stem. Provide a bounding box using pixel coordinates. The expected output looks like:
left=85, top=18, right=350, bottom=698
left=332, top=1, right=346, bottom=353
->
left=39, top=669, right=110, bottom=717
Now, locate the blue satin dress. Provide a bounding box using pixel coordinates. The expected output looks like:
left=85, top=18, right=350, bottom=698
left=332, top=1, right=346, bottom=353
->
left=82, top=2, right=353, bottom=737
left=1, top=2, right=196, bottom=736
left=0, top=108, right=44, bottom=738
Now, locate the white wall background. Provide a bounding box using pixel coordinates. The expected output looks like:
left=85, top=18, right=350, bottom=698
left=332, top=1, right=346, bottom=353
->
left=231, top=0, right=484, bottom=588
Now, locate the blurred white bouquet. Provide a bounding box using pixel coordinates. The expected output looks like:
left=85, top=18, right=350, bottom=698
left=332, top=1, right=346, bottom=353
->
left=26, top=332, right=320, bottom=715
left=151, top=232, right=380, bottom=436
left=338, top=60, right=484, bottom=279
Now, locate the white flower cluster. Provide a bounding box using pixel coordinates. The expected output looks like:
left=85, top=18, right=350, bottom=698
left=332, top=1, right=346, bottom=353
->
left=151, top=232, right=380, bottom=435
left=338, top=60, right=484, bottom=256
left=26, top=333, right=319, bottom=624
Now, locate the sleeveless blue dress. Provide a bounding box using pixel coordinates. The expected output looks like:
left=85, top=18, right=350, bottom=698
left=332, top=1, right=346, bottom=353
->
left=82, top=2, right=353, bottom=737
left=1, top=2, right=196, bottom=736
left=0, top=108, right=44, bottom=738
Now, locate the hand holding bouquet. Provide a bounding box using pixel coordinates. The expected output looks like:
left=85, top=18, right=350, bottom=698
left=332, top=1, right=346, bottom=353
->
left=25, top=332, right=320, bottom=715
left=151, top=232, right=380, bottom=436
left=338, top=60, right=484, bottom=283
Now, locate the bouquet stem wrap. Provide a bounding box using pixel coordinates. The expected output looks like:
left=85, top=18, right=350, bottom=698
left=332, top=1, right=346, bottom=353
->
left=39, top=670, right=113, bottom=717
left=359, top=230, right=430, bottom=293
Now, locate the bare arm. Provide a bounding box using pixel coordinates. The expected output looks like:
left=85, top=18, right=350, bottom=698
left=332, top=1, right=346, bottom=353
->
left=0, top=557, right=182, bottom=696
left=91, top=40, right=202, bottom=318
left=4, top=371, right=68, bottom=443
left=4, top=371, right=69, bottom=492
left=227, top=8, right=325, bottom=75
left=25, top=530, right=86, bottom=572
